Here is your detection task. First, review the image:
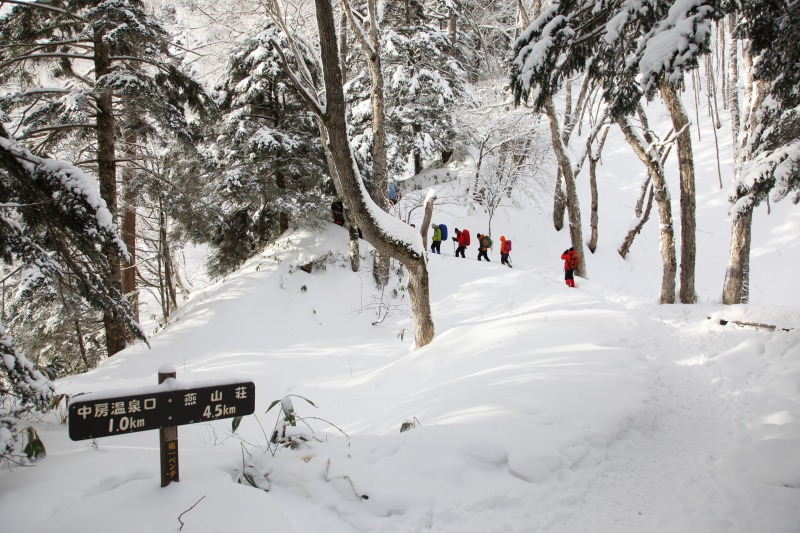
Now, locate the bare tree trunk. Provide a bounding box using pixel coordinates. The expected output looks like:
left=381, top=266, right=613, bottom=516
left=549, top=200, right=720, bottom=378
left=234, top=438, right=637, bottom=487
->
left=276, top=172, right=290, bottom=233
left=705, top=83, right=724, bottom=189
left=517, top=0, right=530, bottom=30
left=318, top=121, right=361, bottom=271
left=58, top=277, right=91, bottom=369
left=550, top=76, right=592, bottom=233
left=741, top=41, right=754, bottom=128
left=159, top=200, right=178, bottom=313
left=722, top=209, right=752, bottom=304
left=412, top=123, right=423, bottom=175
left=587, top=154, right=599, bottom=254
left=718, top=21, right=727, bottom=109
left=727, top=14, right=740, bottom=150
left=587, top=126, right=609, bottom=253
left=315, top=0, right=433, bottom=346
left=544, top=97, right=586, bottom=277
left=723, top=45, right=764, bottom=305
left=339, top=12, right=348, bottom=83
left=553, top=168, right=566, bottom=230
left=420, top=193, right=435, bottom=251
left=348, top=224, right=361, bottom=272
left=367, top=5, right=389, bottom=287
left=121, top=134, right=138, bottom=324
left=448, top=8, right=457, bottom=47
left=340, top=0, right=390, bottom=286
left=473, top=134, right=489, bottom=201
left=551, top=79, right=575, bottom=233
left=618, top=184, right=655, bottom=258
left=705, top=57, right=723, bottom=129
left=94, top=25, right=127, bottom=356
left=616, top=116, right=677, bottom=303
left=660, top=81, right=697, bottom=304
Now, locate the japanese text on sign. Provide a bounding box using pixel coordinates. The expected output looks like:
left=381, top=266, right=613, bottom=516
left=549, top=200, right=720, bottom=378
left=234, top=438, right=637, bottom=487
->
left=68, top=381, right=255, bottom=441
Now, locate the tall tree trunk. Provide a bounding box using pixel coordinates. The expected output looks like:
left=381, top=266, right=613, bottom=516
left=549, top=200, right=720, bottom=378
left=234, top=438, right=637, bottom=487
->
left=553, top=169, right=567, bottom=230
left=587, top=126, right=608, bottom=253
left=517, top=0, right=530, bottom=38
left=616, top=116, right=677, bottom=303
left=94, top=24, right=127, bottom=356
left=722, top=209, right=752, bottom=304
left=727, top=14, right=740, bottom=151
left=315, top=0, right=433, bottom=347
left=318, top=121, right=360, bottom=271
left=340, top=0, right=390, bottom=286
left=339, top=12, right=348, bottom=84
left=723, top=45, right=764, bottom=305
left=58, top=277, right=90, bottom=370
left=276, top=172, right=290, bottom=233
left=412, top=123, right=423, bottom=175
left=121, top=133, right=138, bottom=324
left=367, top=1, right=390, bottom=287
left=550, top=76, right=592, bottom=233
left=618, top=184, right=655, bottom=259
left=448, top=8, right=457, bottom=47
left=159, top=200, right=178, bottom=314
left=473, top=135, right=488, bottom=201
left=718, top=21, right=727, bottom=108
left=420, top=193, right=436, bottom=251
left=660, top=81, right=697, bottom=304
left=544, top=97, right=586, bottom=277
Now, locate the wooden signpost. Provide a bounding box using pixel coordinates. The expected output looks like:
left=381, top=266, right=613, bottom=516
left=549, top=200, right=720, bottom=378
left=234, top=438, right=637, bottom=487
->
left=68, top=367, right=255, bottom=487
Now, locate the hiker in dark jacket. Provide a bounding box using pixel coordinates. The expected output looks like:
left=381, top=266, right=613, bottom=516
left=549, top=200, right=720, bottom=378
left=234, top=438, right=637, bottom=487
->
left=477, top=233, right=491, bottom=261
left=499, top=236, right=512, bottom=268
left=453, top=228, right=467, bottom=258
left=331, top=200, right=345, bottom=226
left=561, top=247, right=580, bottom=287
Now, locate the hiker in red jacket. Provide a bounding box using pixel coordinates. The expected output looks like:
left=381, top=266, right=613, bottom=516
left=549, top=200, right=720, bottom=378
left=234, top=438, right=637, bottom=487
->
left=561, top=247, right=579, bottom=287
left=453, top=228, right=468, bottom=258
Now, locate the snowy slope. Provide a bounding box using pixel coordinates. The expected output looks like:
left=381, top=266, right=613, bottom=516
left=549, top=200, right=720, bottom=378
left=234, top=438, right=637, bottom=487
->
left=1, top=98, right=799, bottom=532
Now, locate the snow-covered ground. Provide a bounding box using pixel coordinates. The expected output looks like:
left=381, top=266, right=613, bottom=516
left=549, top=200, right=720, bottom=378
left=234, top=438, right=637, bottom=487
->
left=2, top=101, right=799, bottom=532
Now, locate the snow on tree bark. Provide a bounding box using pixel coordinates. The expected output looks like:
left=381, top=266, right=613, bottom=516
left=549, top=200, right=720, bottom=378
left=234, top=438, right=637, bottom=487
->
left=660, top=81, right=697, bottom=304
left=313, top=0, right=434, bottom=347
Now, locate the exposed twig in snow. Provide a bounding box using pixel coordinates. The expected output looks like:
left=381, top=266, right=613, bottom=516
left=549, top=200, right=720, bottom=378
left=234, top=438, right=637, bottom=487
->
left=178, top=495, right=207, bottom=530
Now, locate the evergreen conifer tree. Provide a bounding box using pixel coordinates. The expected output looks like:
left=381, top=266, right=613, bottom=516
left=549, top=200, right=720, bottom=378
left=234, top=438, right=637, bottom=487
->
left=0, top=0, right=211, bottom=357
left=176, top=27, right=328, bottom=278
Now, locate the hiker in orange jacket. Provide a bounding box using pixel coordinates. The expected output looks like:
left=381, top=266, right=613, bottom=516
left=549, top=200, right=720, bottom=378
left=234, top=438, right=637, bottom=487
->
left=561, top=247, right=579, bottom=287
left=499, top=236, right=512, bottom=268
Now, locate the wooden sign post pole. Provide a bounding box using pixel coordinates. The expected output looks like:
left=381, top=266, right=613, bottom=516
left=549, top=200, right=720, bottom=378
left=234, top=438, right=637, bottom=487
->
left=158, top=368, right=179, bottom=487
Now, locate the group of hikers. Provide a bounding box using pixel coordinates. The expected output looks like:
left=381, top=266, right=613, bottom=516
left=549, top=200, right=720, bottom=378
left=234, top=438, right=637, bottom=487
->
left=430, top=223, right=581, bottom=287
left=429, top=223, right=513, bottom=268
left=331, top=201, right=579, bottom=286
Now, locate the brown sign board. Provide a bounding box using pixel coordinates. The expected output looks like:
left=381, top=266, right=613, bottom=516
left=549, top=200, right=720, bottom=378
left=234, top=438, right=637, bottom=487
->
left=68, top=381, right=255, bottom=441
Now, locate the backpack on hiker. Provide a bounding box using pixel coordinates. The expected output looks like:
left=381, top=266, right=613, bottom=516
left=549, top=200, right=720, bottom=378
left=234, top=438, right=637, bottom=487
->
left=462, top=229, right=471, bottom=246
left=481, top=235, right=492, bottom=250
left=568, top=253, right=579, bottom=270
left=439, top=224, right=448, bottom=241
left=505, top=240, right=512, bottom=252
